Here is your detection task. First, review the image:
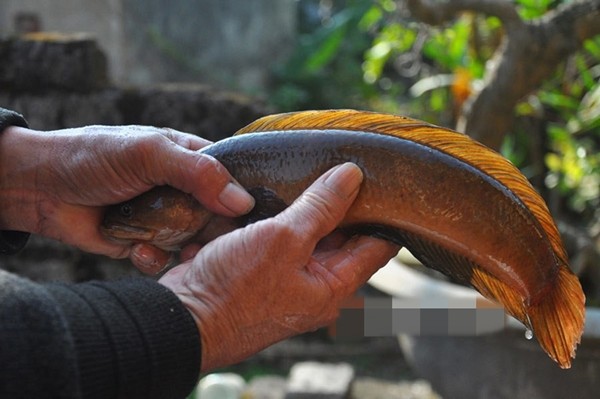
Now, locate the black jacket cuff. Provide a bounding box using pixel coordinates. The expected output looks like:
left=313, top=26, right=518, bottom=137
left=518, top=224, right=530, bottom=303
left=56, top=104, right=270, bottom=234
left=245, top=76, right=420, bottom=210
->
left=46, top=278, right=202, bottom=399
left=0, top=107, right=30, bottom=254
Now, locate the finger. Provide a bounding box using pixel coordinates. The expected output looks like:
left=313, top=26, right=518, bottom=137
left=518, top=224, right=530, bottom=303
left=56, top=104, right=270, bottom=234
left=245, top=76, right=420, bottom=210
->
left=130, top=244, right=173, bottom=275
left=276, top=163, right=363, bottom=245
left=150, top=142, right=254, bottom=217
left=180, top=243, right=203, bottom=262
left=41, top=204, right=136, bottom=258
left=324, top=236, right=400, bottom=295
left=315, top=229, right=351, bottom=252
left=159, top=127, right=213, bottom=151
left=158, top=261, right=193, bottom=289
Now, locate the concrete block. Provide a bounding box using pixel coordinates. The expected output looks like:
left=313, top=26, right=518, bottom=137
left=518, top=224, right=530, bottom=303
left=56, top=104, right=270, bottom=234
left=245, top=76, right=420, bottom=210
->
left=244, top=375, right=286, bottom=399
left=350, top=377, right=441, bottom=399
left=285, top=362, right=354, bottom=399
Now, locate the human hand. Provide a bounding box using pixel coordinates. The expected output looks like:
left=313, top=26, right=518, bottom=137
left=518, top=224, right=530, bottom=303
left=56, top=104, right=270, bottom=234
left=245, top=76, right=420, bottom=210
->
left=0, top=125, right=254, bottom=272
left=159, top=163, right=401, bottom=371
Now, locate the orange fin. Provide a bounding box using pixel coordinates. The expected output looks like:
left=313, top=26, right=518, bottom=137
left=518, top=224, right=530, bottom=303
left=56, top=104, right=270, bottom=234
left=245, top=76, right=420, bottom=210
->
left=527, top=266, right=586, bottom=368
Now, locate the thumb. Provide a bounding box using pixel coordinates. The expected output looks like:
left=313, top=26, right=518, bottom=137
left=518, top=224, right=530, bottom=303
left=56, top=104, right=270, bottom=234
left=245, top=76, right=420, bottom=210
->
left=276, top=162, right=363, bottom=243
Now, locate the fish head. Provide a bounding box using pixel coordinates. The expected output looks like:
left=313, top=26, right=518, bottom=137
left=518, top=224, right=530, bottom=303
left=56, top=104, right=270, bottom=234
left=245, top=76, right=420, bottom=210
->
left=101, top=186, right=213, bottom=251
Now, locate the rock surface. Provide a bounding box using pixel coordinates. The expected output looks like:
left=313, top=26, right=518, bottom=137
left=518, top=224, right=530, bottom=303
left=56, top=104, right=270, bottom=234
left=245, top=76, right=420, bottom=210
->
left=0, top=33, right=108, bottom=92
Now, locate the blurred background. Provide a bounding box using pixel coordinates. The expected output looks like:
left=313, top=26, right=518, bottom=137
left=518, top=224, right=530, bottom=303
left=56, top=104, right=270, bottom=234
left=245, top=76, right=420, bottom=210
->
left=1, top=0, right=599, bottom=398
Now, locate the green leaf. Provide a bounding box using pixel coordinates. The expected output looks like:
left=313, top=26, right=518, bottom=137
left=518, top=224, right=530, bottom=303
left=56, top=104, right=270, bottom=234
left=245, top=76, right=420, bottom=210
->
left=304, top=25, right=347, bottom=72
left=545, top=153, right=562, bottom=172
left=516, top=0, right=553, bottom=19
left=359, top=5, right=383, bottom=30
left=575, top=53, right=596, bottom=90
left=578, top=82, right=600, bottom=128
left=378, top=0, right=397, bottom=13
left=584, top=37, right=600, bottom=59
left=538, top=91, right=580, bottom=111
left=429, top=88, right=448, bottom=111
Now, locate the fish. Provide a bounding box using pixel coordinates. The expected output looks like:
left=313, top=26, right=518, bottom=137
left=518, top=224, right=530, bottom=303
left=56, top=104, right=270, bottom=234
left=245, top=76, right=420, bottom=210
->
left=101, top=109, right=585, bottom=368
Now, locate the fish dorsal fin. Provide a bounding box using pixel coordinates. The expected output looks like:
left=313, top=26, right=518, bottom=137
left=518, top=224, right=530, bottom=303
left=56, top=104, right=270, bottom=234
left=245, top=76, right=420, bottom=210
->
left=236, top=109, right=568, bottom=267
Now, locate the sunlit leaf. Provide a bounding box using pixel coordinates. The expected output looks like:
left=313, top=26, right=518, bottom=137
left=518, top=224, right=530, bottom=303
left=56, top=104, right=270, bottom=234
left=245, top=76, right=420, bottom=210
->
left=516, top=0, right=553, bottom=19
left=578, top=82, right=600, bottom=128
left=363, top=23, right=416, bottom=82
left=429, top=88, right=447, bottom=111
left=545, top=153, right=562, bottom=172
left=378, top=0, right=397, bottom=13
left=359, top=5, right=382, bottom=30
left=584, top=37, right=600, bottom=59
left=538, top=91, right=580, bottom=111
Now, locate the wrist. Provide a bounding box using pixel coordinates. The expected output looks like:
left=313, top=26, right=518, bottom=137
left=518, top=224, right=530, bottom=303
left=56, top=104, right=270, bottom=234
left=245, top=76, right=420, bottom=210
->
left=0, top=125, right=49, bottom=233
left=174, top=292, right=233, bottom=371
left=173, top=286, right=283, bottom=372
left=196, top=306, right=243, bottom=372
left=159, top=274, right=242, bottom=372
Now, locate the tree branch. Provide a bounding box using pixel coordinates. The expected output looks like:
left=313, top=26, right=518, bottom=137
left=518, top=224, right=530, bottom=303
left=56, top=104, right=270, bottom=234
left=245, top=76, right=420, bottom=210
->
left=406, top=0, right=524, bottom=30
left=406, top=0, right=600, bottom=150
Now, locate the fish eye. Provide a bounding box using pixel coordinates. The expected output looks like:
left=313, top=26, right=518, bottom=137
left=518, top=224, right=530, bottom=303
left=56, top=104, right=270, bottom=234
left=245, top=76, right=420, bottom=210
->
left=120, top=204, right=133, bottom=218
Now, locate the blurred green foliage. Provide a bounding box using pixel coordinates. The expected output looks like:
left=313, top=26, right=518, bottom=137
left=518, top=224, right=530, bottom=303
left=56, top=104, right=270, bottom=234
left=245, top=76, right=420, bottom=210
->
left=269, top=0, right=377, bottom=111
left=269, top=0, right=599, bottom=221
left=513, top=2, right=600, bottom=218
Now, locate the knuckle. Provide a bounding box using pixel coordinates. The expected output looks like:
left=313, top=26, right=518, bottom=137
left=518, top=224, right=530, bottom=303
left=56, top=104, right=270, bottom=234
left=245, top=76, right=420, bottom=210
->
left=186, top=154, right=231, bottom=195
left=158, top=127, right=177, bottom=142
left=264, top=219, right=298, bottom=245
left=126, top=132, right=165, bottom=160
left=301, top=191, right=340, bottom=226
left=246, top=219, right=302, bottom=259
left=193, top=153, right=224, bottom=175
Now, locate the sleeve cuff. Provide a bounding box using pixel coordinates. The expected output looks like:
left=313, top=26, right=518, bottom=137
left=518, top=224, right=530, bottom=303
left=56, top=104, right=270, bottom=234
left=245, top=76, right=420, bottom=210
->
left=0, top=230, right=30, bottom=254
left=0, top=108, right=30, bottom=254
left=0, top=108, right=28, bottom=131
left=47, top=278, right=201, bottom=399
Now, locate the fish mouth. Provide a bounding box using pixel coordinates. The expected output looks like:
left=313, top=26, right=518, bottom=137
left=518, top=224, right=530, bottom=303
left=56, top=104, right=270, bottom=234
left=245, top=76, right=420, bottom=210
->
left=100, top=223, right=157, bottom=242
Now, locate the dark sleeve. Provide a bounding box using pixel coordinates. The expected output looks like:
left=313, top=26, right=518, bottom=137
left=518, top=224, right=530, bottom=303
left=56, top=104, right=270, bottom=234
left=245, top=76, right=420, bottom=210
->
left=0, top=270, right=201, bottom=399
left=0, top=107, right=31, bottom=254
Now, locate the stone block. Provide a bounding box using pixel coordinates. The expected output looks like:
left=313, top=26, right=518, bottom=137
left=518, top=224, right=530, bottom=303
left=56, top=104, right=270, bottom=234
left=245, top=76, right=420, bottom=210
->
left=0, top=32, right=108, bottom=92
left=244, top=375, right=286, bottom=399
left=130, top=83, right=267, bottom=141
left=0, top=90, right=123, bottom=130
left=0, top=84, right=266, bottom=139
left=285, top=362, right=354, bottom=399
left=350, top=377, right=441, bottom=399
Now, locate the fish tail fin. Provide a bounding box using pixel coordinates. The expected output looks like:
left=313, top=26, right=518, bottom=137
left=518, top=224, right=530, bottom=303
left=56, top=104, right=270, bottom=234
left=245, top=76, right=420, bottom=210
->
left=471, top=263, right=585, bottom=368
left=528, top=266, right=585, bottom=369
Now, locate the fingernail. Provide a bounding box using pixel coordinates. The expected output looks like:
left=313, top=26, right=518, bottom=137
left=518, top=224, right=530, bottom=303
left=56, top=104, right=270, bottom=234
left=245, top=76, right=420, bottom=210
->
left=218, top=182, right=255, bottom=215
left=132, top=245, right=173, bottom=274
left=131, top=245, right=159, bottom=270
left=323, top=162, right=363, bottom=199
